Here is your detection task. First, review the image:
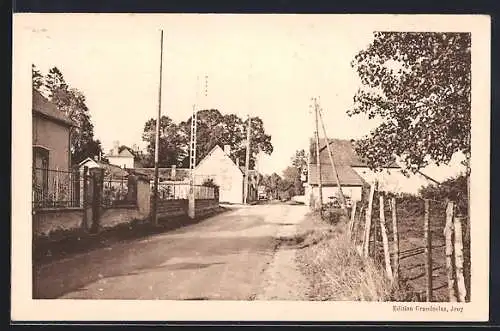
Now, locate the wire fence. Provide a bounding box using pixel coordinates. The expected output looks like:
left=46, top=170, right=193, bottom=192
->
left=32, top=167, right=80, bottom=209
left=343, top=186, right=470, bottom=303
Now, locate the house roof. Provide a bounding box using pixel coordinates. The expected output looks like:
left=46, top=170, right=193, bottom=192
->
left=130, top=167, right=191, bottom=181
left=76, top=157, right=130, bottom=178
left=308, top=164, right=367, bottom=186
left=32, top=90, right=77, bottom=127
left=309, top=138, right=400, bottom=168
left=307, top=138, right=399, bottom=186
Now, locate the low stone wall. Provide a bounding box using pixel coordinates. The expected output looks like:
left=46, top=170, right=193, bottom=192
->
left=33, top=205, right=148, bottom=240
left=33, top=208, right=85, bottom=239
left=99, top=206, right=148, bottom=229
left=157, top=199, right=189, bottom=218
left=195, top=199, right=219, bottom=216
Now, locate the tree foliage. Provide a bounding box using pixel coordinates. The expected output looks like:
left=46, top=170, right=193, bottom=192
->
left=419, top=174, right=468, bottom=215
left=33, top=65, right=103, bottom=164
left=141, top=109, right=274, bottom=169
left=141, top=115, right=188, bottom=167
left=349, top=32, right=471, bottom=173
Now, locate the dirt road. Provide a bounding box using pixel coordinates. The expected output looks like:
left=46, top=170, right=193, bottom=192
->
left=34, top=203, right=309, bottom=300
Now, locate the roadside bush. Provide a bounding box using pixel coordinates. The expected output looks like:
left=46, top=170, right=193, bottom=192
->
left=419, top=174, right=468, bottom=216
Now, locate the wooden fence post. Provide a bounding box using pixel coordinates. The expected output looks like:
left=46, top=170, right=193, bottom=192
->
left=379, top=195, right=393, bottom=281
left=348, top=200, right=357, bottom=240
left=391, top=197, right=400, bottom=282
left=454, top=215, right=467, bottom=302
left=363, top=182, right=376, bottom=257
left=444, top=201, right=457, bottom=302
left=424, top=199, right=432, bottom=302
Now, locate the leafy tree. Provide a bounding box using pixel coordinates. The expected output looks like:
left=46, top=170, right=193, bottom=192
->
left=349, top=32, right=471, bottom=174
left=282, top=166, right=304, bottom=196
left=37, top=66, right=103, bottom=164
left=261, top=173, right=282, bottom=199
left=178, top=109, right=273, bottom=169
left=141, top=115, right=188, bottom=167
left=32, top=64, right=44, bottom=91
left=291, top=149, right=307, bottom=171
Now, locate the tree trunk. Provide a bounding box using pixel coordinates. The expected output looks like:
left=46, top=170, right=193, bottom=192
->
left=444, top=201, right=457, bottom=302
left=379, top=195, right=393, bottom=281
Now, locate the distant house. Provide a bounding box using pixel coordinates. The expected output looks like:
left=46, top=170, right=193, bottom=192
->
left=194, top=145, right=258, bottom=204
left=77, top=157, right=130, bottom=178
left=32, top=89, right=77, bottom=172
left=305, top=138, right=437, bottom=207
left=105, top=141, right=143, bottom=169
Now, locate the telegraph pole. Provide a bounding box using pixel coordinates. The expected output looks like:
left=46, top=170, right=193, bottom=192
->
left=317, top=102, right=348, bottom=213
left=313, top=98, right=323, bottom=214
left=244, top=114, right=251, bottom=204
left=151, top=29, right=164, bottom=226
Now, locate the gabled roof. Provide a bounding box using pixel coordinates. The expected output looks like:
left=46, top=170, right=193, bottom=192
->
left=309, top=138, right=399, bottom=168
left=308, top=138, right=399, bottom=186
left=308, top=164, right=367, bottom=186
left=32, top=89, right=77, bottom=127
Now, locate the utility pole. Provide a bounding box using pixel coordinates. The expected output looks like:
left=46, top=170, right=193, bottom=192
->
left=317, top=102, right=348, bottom=214
left=244, top=114, right=251, bottom=204
left=313, top=98, right=323, bottom=214
left=151, top=29, right=163, bottom=226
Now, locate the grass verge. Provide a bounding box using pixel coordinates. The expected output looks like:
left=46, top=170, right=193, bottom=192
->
left=295, top=212, right=418, bottom=301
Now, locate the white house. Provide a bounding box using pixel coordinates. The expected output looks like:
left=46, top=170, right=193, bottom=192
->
left=194, top=145, right=258, bottom=204
left=304, top=138, right=437, bottom=207
left=105, top=141, right=142, bottom=169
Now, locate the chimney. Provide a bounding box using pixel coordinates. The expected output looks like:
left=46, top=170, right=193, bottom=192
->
left=93, top=155, right=99, bottom=161
left=171, top=165, right=176, bottom=179
left=223, top=145, right=231, bottom=155
left=113, top=140, right=120, bottom=155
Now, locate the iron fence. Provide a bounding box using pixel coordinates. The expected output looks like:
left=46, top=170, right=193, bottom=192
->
left=102, top=175, right=135, bottom=207
left=154, top=182, right=218, bottom=200
left=32, top=167, right=80, bottom=209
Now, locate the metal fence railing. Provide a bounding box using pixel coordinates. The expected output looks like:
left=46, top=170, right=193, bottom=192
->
left=32, top=168, right=80, bottom=209
left=155, top=182, right=218, bottom=200
left=102, top=176, right=134, bottom=207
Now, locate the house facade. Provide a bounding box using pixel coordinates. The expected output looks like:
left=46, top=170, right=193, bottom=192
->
left=194, top=145, right=258, bottom=204
left=32, top=90, right=76, bottom=172
left=105, top=141, right=142, bottom=169
left=305, top=138, right=436, bottom=207
left=32, top=90, right=78, bottom=208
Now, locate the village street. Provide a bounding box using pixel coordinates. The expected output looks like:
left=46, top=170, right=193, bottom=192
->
left=34, top=203, right=310, bottom=300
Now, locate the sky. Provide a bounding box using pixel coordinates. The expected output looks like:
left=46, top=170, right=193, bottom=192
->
left=25, top=14, right=465, bottom=180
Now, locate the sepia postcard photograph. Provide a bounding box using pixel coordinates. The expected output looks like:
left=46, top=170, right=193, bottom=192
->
left=11, top=13, right=490, bottom=322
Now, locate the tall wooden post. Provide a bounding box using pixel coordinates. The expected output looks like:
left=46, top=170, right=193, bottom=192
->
left=317, top=105, right=348, bottom=214
left=454, top=216, right=467, bottom=302
left=391, top=197, right=400, bottom=282
left=362, top=182, right=376, bottom=257
left=379, top=195, right=393, bottom=281
left=151, top=29, right=164, bottom=226
left=348, top=200, right=357, bottom=239
left=444, top=201, right=457, bottom=302
left=313, top=98, right=323, bottom=214
left=243, top=115, right=251, bottom=204
left=424, top=199, right=432, bottom=302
